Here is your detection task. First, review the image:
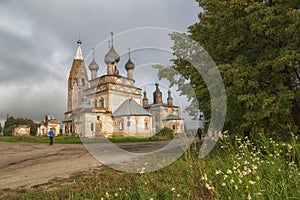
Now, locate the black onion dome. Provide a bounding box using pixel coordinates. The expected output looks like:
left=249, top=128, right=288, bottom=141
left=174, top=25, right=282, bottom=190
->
left=125, top=58, right=135, bottom=70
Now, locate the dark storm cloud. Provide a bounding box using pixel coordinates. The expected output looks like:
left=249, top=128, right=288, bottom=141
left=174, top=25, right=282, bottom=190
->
left=0, top=0, right=200, bottom=123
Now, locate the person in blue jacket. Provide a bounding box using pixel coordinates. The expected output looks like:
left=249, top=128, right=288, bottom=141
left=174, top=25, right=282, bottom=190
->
left=48, top=128, right=55, bottom=145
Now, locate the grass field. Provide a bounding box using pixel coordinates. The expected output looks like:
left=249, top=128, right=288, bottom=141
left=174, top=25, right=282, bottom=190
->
left=0, top=135, right=173, bottom=144
left=1, top=133, right=299, bottom=200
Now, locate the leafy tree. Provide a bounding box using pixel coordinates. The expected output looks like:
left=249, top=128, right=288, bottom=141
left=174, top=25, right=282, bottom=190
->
left=4, top=116, right=37, bottom=136
left=0, top=123, right=2, bottom=134
left=157, top=0, right=300, bottom=136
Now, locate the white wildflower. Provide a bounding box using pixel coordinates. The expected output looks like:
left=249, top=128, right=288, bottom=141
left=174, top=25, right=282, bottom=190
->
left=247, top=193, right=252, bottom=200
left=205, top=183, right=213, bottom=190
left=201, top=174, right=208, bottom=181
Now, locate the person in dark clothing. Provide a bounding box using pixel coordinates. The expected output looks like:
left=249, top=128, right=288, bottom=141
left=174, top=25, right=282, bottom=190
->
left=197, top=127, right=202, bottom=141
left=48, top=128, right=55, bottom=145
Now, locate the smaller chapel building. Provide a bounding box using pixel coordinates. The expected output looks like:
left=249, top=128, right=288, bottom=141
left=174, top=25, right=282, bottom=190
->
left=62, top=34, right=184, bottom=138
left=37, top=114, right=60, bottom=136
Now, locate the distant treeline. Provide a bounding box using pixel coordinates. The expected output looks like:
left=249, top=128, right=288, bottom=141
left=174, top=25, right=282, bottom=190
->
left=2, top=116, right=37, bottom=136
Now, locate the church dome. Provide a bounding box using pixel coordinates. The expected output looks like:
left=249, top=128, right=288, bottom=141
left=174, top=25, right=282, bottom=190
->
left=88, top=58, right=99, bottom=71
left=104, top=46, right=120, bottom=65
left=125, top=58, right=135, bottom=70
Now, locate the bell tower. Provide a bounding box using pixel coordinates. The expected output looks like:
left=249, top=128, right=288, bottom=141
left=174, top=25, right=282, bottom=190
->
left=67, top=36, right=89, bottom=115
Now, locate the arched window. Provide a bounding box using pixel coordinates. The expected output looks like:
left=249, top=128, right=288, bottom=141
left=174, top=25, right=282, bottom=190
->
left=99, top=97, right=104, bottom=108
left=91, top=123, right=94, bottom=131
left=74, top=77, right=78, bottom=86
left=119, top=121, right=124, bottom=130
left=82, top=78, right=85, bottom=86
left=144, top=117, right=149, bottom=130
left=94, top=99, right=98, bottom=107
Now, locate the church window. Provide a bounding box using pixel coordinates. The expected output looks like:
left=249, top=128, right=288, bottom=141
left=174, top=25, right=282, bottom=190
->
left=74, top=78, right=78, bottom=86
left=145, top=122, right=148, bottom=130
left=119, top=122, right=124, bottom=130
left=100, top=97, right=104, bottom=108
left=82, top=79, right=85, bottom=86
left=91, top=123, right=94, bottom=131
left=172, top=125, right=176, bottom=130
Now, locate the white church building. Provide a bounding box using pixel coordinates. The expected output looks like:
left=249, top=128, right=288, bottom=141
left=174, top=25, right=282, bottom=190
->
left=62, top=34, right=184, bottom=137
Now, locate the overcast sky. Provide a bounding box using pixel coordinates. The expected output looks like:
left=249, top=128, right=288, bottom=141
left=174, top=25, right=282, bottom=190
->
left=0, top=0, right=200, bottom=124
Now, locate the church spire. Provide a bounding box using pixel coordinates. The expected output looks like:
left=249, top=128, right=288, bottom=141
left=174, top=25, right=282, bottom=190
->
left=153, top=82, right=162, bottom=104
left=104, top=32, right=120, bottom=75
left=74, top=34, right=83, bottom=60
left=125, top=48, right=135, bottom=79
left=88, top=48, right=99, bottom=80
left=143, top=89, right=149, bottom=107
left=167, top=90, right=173, bottom=106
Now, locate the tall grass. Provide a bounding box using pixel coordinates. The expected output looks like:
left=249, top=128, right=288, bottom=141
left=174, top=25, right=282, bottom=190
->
left=1, top=132, right=299, bottom=199
left=196, top=133, right=300, bottom=199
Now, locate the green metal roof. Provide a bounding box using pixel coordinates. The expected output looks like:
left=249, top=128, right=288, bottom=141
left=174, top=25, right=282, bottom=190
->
left=113, top=98, right=151, bottom=117
left=163, top=115, right=183, bottom=121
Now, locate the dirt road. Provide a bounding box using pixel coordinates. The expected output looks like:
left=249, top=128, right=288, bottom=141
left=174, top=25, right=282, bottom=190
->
left=0, top=140, right=175, bottom=189
left=0, top=142, right=100, bottom=189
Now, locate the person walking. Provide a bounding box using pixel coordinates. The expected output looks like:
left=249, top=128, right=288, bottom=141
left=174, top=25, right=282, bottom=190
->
left=48, top=128, right=55, bottom=146
left=197, top=127, right=202, bottom=141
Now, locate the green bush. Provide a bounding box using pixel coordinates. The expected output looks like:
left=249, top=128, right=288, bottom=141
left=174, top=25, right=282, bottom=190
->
left=156, top=127, right=174, bottom=138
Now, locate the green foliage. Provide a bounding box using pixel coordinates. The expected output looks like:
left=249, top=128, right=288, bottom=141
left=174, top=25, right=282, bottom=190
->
left=157, top=0, right=300, bottom=136
left=156, top=127, right=174, bottom=138
left=0, top=123, right=2, bottom=134
left=3, top=116, right=37, bottom=136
